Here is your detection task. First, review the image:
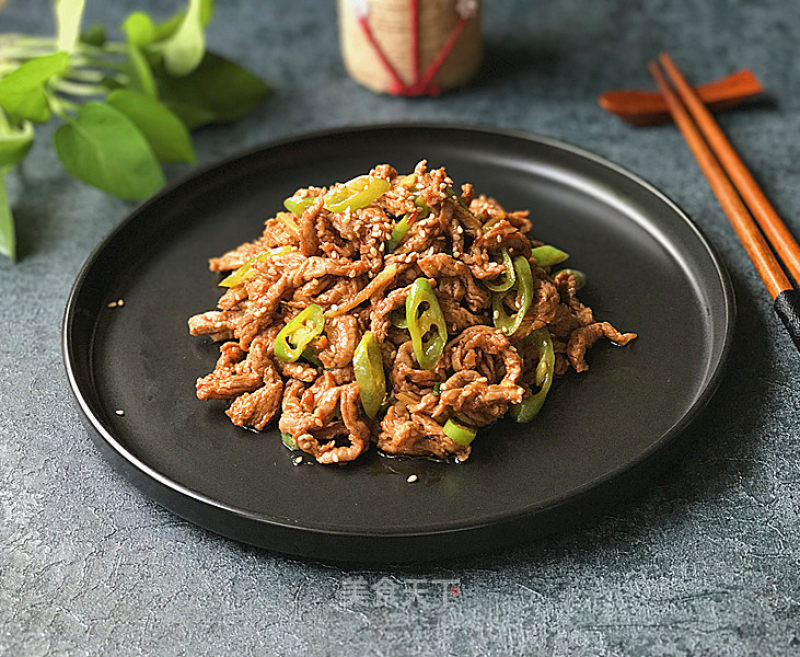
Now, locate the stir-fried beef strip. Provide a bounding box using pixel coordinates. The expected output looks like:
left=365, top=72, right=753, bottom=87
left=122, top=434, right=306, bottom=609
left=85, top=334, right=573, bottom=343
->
left=188, top=161, right=637, bottom=464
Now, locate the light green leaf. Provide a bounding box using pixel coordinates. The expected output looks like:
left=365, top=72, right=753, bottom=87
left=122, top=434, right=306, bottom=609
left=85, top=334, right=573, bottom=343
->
left=156, top=52, right=268, bottom=128
left=55, top=0, right=86, bottom=53
left=161, top=0, right=206, bottom=77
left=0, top=120, right=34, bottom=167
left=122, top=12, right=155, bottom=47
left=0, top=167, right=15, bottom=261
left=126, top=44, right=157, bottom=97
left=0, top=52, right=70, bottom=123
left=152, top=0, right=214, bottom=42
left=106, top=90, right=194, bottom=163
left=54, top=102, right=164, bottom=200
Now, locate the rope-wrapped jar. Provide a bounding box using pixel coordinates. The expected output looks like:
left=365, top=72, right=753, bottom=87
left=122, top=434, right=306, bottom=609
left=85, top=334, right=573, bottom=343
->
left=338, top=0, right=482, bottom=97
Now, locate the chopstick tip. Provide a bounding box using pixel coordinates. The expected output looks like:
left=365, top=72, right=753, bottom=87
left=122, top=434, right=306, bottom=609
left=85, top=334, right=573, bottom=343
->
left=658, top=52, right=674, bottom=67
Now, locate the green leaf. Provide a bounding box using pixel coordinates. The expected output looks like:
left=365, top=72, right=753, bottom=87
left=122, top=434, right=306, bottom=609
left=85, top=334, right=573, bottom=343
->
left=54, top=102, right=164, bottom=200
left=125, top=43, right=157, bottom=97
left=152, top=0, right=214, bottom=42
left=106, top=90, right=194, bottom=163
left=55, top=0, right=86, bottom=53
left=0, top=120, right=34, bottom=168
left=122, top=12, right=156, bottom=47
left=156, top=52, right=268, bottom=129
left=0, top=52, right=70, bottom=123
left=161, top=0, right=206, bottom=76
left=0, top=167, right=15, bottom=261
left=80, top=23, right=106, bottom=47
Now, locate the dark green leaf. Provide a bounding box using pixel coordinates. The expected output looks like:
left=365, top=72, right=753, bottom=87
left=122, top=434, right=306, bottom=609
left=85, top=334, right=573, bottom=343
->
left=106, top=90, right=194, bottom=163
left=0, top=121, right=34, bottom=168
left=156, top=52, right=268, bottom=129
left=54, top=102, right=164, bottom=200
left=152, top=0, right=214, bottom=42
left=0, top=167, right=15, bottom=261
left=161, top=0, right=206, bottom=76
left=0, top=53, right=70, bottom=123
left=80, top=23, right=106, bottom=47
left=122, top=12, right=155, bottom=47
left=126, top=43, right=157, bottom=97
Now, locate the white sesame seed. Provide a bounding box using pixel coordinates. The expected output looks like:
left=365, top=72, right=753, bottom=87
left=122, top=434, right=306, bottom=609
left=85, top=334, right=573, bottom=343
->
left=407, top=474, right=418, bottom=483
left=117, top=298, right=125, bottom=306
left=456, top=226, right=463, bottom=234
left=293, top=456, right=303, bottom=465
left=107, top=301, right=118, bottom=308
left=115, top=409, right=125, bottom=416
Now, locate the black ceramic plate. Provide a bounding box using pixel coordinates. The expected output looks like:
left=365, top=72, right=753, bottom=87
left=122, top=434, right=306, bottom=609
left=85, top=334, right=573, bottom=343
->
left=63, top=124, right=734, bottom=563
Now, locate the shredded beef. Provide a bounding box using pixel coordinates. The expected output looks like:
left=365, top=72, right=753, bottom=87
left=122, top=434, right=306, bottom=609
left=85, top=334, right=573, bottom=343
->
left=188, top=161, right=636, bottom=464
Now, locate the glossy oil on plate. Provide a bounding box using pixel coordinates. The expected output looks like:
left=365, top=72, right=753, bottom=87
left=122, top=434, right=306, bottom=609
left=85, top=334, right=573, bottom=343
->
left=62, top=124, right=734, bottom=563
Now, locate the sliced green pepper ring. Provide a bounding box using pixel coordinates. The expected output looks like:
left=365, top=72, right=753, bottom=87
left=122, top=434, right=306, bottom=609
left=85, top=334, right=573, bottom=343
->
left=557, top=268, right=587, bottom=290
left=405, top=278, right=448, bottom=370
left=413, top=194, right=431, bottom=218
left=324, top=175, right=391, bottom=213
left=485, top=247, right=516, bottom=292
left=386, top=211, right=417, bottom=252
left=301, top=348, right=322, bottom=367
left=531, top=244, right=569, bottom=268
left=281, top=432, right=299, bottom=450
left=219, top=246, right=293, bottom=287
left=443, top=418, right=477, bottom=446
left=492, top=255, right=533, bottom=337
left=353, top=331, right=386, bottom=418
left=511, top=328, right=555, bottom=422
left=283, top=194, right=316, bottom=218
left=274, top=304, right=325, bottom=363
left=390, top=308, right=408, bottom=329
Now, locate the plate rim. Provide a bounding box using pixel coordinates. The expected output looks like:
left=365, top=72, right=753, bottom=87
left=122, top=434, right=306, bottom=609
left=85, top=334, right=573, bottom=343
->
left=61, top=121, right=736, bottom=542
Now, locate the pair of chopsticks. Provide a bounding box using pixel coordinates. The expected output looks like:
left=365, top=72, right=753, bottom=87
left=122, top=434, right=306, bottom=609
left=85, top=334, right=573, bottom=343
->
left=649, top=53, right=800, bottom=353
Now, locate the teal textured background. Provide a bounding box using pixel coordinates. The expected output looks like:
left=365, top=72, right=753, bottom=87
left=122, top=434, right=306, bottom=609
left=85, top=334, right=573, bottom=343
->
left=2, top=1, right=799, bottom=655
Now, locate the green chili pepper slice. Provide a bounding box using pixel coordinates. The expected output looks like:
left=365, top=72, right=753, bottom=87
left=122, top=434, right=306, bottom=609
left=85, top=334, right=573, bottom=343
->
left=390, top=308, right=408, bottom=329
left=283, top=194, right=316, bottom=218
left=414, top=194, right=431, bottom=218
left=485, top=247, right=516, bottom=292
left=511, top=328, right=555, bottom=422
left=531, top=245, right=569, bottom=267
left=301, top=348, right=322, bottom=367
left=558, top=268, right=587, bottom=290
left=444, top=186, right=469, bottom=209
left=492, top=255, right=533, bottom=337
left=443, top=418, right=477, bottom=446
left=219, top=246, right=293, bottom=287
left=324, top=175, right=391, bottom=213
left=281, top=432, right=299, bottom=450
left=405, top=278, right=448, bottom=370
left=274, top=304, right=325, bottom=363
left=386, top=211, right=417, bottom=252
left=353, top=331, right=386, bottom=418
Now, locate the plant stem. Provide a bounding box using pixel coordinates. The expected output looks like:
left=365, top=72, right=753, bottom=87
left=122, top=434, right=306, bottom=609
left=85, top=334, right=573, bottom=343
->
left=54, top=79, right=107, bottom=97
left=47, top=93, right=75, bottom=119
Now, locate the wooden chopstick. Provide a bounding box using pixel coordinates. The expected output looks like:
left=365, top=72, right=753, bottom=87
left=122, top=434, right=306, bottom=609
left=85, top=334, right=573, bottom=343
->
left=647, top=60, right=791, bottom=299
left=659, top=53, right=800, bottom=285
left=648, top=58, right=800, bottom=353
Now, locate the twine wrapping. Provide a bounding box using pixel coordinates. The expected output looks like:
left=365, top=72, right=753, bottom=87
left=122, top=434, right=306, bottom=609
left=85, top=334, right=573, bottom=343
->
left=338, top=0, right=482, bottom=96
